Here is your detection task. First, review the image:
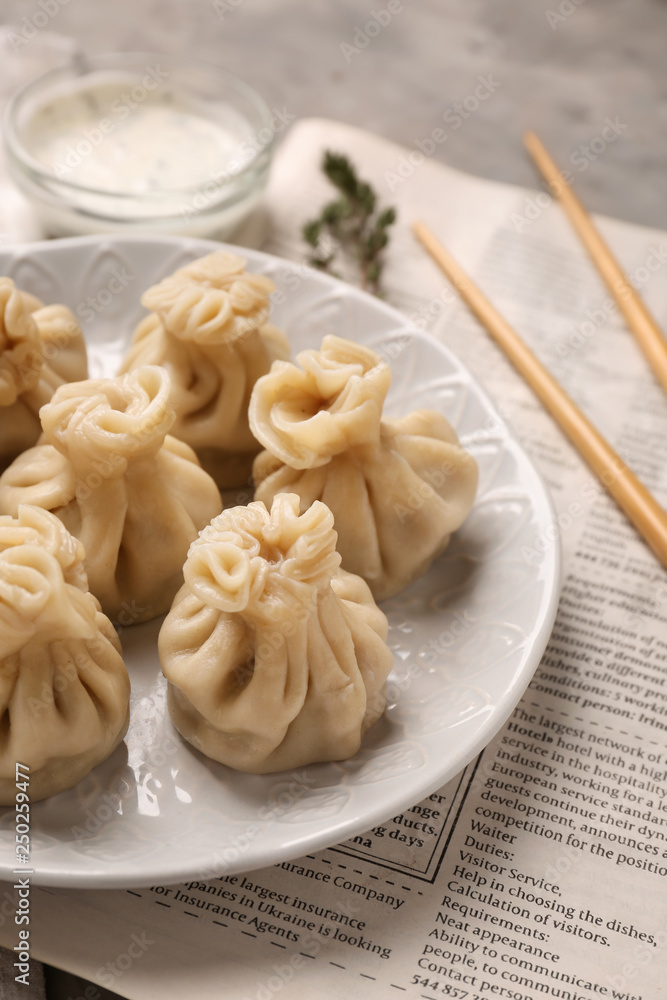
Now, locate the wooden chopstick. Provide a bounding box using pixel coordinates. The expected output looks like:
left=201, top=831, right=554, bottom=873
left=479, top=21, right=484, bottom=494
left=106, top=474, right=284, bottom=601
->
left=412, top=220, right=667, bottom=570
left=524, top=130, right=667, bottom=397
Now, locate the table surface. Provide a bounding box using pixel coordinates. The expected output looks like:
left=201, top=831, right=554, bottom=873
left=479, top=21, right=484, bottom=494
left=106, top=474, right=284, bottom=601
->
left=2, top=0, right=666, bottom=231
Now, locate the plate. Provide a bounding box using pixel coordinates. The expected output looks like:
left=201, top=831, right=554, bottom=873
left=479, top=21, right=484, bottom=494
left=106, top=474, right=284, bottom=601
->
left=0, top=235, right=561, bottom=887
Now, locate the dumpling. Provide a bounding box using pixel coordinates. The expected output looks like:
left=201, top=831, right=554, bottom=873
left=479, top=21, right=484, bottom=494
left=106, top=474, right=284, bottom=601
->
left=0, top=366, right=222, bottom=624
left=118, top=252, right=290, bottom=490
left=0, top=277, right=88, bottom=472
left=0, top=505, right=130, bottom=804
left=158, top=493, right=394, bottom=773
left=250, top=336, right=478, bottom=601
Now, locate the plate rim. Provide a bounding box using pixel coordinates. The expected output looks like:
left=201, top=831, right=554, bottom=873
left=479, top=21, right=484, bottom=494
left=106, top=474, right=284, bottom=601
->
left=0, top=234, right=562, bottom=887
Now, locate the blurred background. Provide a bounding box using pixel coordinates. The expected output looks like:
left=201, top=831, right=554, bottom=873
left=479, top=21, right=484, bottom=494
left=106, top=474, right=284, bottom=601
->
left=1, top=0, right=666, bottom=228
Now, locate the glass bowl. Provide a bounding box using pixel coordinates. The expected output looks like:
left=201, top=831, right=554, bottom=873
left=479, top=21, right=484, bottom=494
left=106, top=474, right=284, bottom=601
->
left=3, top=52, right=278, bottom=239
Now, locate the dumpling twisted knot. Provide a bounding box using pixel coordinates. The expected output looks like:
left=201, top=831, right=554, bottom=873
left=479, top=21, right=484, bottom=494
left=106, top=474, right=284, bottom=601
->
left=141, top=251, right=275, bottom=345
left=0, top=503, right=129, bottom=804
left=249, top=335, right=391, bottom=468
left=0, top=278, right=44, bottom=404
left=0, top=506, right=95, bottom=659
left=251, top=334, right=479, bottom=600
left=185, top=494, right=341, bottom=618
left=40, top=366, right=176, bottom=474
left=159, top=489, right=393, bottom=772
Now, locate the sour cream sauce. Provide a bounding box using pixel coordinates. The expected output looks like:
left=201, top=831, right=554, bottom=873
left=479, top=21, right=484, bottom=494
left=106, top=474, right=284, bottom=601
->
left=26, top=73, right=244, bottom=194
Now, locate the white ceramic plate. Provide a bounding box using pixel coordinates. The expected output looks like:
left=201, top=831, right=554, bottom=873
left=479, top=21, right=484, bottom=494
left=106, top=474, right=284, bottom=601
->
left=0, top=236, right=560, bottom=888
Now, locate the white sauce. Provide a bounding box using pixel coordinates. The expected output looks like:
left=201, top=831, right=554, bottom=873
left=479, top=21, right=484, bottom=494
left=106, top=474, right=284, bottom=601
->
left=12, top=69, right=270, bottom=237
left=26, top=79, right=245, bottom=193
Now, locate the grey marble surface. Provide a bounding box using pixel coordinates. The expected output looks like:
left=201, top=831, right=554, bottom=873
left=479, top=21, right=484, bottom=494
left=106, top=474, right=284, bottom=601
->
left=1, top=0, right=667, bottom=230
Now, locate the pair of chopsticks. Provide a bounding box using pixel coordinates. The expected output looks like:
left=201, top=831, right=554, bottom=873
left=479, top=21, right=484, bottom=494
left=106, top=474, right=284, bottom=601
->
left=413, top=132, right=667, bottom=570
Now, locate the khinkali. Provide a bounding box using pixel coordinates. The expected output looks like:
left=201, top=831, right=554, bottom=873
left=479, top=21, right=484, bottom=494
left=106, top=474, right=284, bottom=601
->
left=0, top=505, right=130, bottom=804
left=119, top=252, right=289, bottom=490
left=0, top=277, right=88, bottom=472
left=159, top=493, right=394, bottom=773
left=0, top=366, right=222, bottom=624
left=250, top=336, right=478, bottom=600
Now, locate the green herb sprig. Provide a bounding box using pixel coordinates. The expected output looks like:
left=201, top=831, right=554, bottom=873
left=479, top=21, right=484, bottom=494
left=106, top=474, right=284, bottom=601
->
left=302, top=151, right=396, bottom=297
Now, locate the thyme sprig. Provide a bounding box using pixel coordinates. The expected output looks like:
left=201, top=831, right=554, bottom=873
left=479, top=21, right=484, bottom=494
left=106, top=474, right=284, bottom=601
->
left=303, top=151, right=396, bottom=297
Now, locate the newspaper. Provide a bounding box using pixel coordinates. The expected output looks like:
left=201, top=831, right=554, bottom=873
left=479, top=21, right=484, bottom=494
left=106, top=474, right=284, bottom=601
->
left=2, top=118, right=667, bottom=1000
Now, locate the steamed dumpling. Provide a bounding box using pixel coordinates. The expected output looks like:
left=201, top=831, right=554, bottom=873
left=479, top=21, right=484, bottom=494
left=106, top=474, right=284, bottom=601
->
left=159, top=493, right=394, bottom=772
left=250, top=336, right=478, bottom=600
left=0, top=277, right=88, bottom=472
left=119, top=252, right=290, bottom=490
left=0, top=506, right=130, bottom=804
left=0, top=366, right=222, bottom=623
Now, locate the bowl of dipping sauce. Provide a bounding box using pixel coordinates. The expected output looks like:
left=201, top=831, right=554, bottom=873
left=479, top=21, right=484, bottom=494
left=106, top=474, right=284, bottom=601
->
left=3, top=52, right=278, bottom=238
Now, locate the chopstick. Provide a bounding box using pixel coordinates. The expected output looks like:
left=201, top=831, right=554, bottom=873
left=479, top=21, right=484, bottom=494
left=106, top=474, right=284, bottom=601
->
left=524, top=130, right=667, bottom=397
left=412, top=220, right=667, bottom=570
